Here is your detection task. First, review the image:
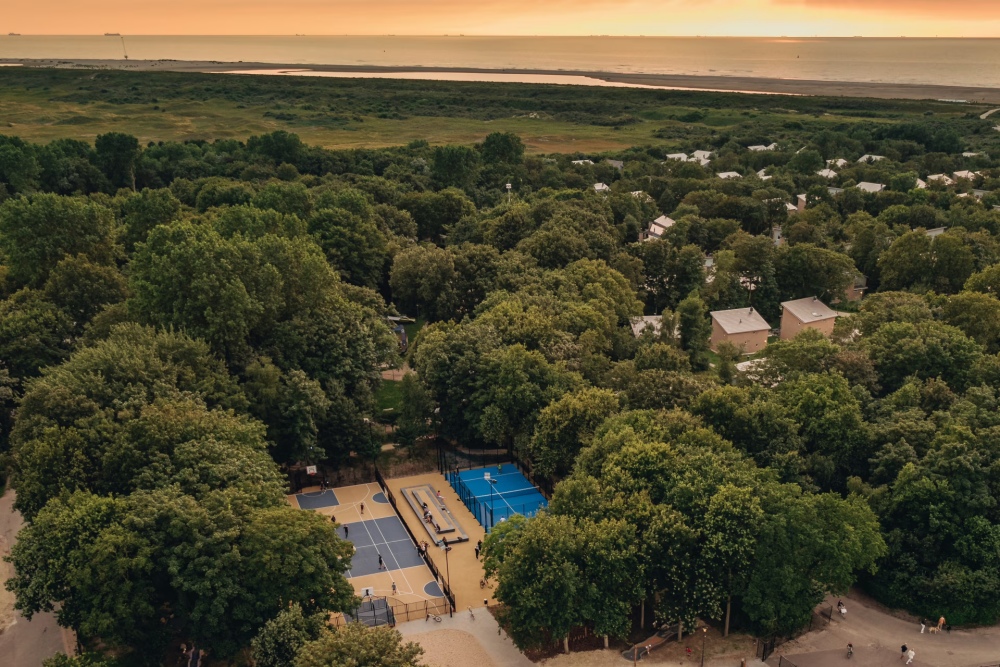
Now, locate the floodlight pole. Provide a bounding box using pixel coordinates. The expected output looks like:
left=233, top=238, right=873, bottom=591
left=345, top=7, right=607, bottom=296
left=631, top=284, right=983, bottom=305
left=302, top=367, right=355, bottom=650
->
left=443, top=545, right=454, bottom=617
left=489, top=477, right=498, bottom=533
left=700, top=626, right=708, bottom=667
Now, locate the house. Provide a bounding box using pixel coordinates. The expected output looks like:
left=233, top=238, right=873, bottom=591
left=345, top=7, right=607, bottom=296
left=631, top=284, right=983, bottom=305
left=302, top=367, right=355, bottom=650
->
left=757, top=168, right=772, bottom=181
left=828, top=158, right=849, bottom=168
left=796, top=194, right=808, bottom=212
left=748, top=143, right=778, bottom=152
left=718, top=171, right=742, bottom=180
left=858, top=154, right=886, bottom=163
left=594, top=182, right=611, bottom=193
left=772, top=225, right=785, bottom=246
left=856, top=182, right=885, bottom=193
left=916, top=178, right=927, bottom=189
left=953, top=170, right=980, bottom=180
left=780, top=297, right=839, bottom=340
left=828, top=187, right=845, bottom=197
left=816, top=168, right=838, bottom=179
left=928, top=174, right=955, bottom=185
left=691, top=156, right=712, bottom=166
left=643, top=215, right=675, bottom=241
left=925, top=227, right=947, bottom=238
left=972, top=189, right=989, bottom=199
left=630, top=315, right=663, bottom=338
left=963, top=152, right=981, bottom=158
left=572, top=159, right=594, bottom=165
left=606, top=159, right=625, bottom=171
left=631, top=190, right=654, bottom=202
left=785, top=202, right=798, bottom=214
left=710, top=307, right=771, bottom=354
left=846, top=275, right=868, bottom=302
left=665, top=153, right=689, bottom=161
left=692, top=150, right=713, bottom=161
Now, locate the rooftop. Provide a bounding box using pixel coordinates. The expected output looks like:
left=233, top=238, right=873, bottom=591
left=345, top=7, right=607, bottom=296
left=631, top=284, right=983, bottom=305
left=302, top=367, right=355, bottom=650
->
left=782, top=297, right=839, bottom=324
left=711, top=307, right=771, bottom=334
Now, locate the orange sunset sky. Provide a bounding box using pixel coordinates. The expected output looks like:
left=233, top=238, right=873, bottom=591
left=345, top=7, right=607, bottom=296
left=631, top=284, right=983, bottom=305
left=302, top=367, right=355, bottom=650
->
left=4, top=0, right=1000, bottom=37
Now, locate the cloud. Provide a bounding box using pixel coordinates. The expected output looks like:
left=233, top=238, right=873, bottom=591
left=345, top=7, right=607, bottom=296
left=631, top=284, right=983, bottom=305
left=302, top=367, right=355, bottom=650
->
left=772, top=0, right=1000, bottom=17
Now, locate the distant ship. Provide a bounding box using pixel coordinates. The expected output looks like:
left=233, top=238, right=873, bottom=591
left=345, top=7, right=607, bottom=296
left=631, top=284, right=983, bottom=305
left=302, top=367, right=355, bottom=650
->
left=105, top=33, right=121, bottom=36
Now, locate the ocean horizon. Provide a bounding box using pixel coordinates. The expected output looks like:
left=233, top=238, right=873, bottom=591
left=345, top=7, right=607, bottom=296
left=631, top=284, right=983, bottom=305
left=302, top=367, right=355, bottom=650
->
left=2, top=35, right=1000, bottom=89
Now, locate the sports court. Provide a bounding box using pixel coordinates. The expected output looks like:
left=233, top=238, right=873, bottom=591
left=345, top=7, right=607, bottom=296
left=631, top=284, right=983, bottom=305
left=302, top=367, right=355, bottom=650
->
left=287, top=482, right=448, bottom=621
left=447, top=465, right=548, bottom=532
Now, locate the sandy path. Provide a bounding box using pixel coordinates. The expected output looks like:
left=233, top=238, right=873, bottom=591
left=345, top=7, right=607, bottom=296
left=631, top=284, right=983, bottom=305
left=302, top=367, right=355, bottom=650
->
left=406, top=629, right=498, bottom=667
left=980, top=108, right=1000, bottom=119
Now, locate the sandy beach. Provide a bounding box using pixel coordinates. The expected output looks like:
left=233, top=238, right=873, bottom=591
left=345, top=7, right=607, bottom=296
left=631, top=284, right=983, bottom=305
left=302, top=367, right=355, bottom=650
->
left=3, top=58, right=999, bottom=103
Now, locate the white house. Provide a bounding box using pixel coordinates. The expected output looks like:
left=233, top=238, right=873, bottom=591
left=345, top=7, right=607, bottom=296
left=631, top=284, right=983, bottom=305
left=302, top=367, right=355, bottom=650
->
left=718, top=172, right=742, bottom=180
left=692, top=150, right=713, bottom=161
left=630, top=316, right=664, bottom=338
left=816, top=168, right=838, bottom=179
left=691, top=156, right=712, bottom=166
left=916, top=178, right=927, bottom=189
left=606, top=159, right=625, bottom=170
left=856, top=182, right=885, bottom=193
left=594, top=182, right=611, bottom=193
left=928, top=174, right=955, bottom=185
left=748, top=143, right=778, bottom=152
left=926, top=227, right=947, bottom=238
left=963, top=152, right=981, bottom=158
left=665, top=153, right=689, bottom=161
left=644, top=215, right=676, bottom=241
left=572, top=159, right=594, bottom=165
left=858, top=155, right=886, bottom=163
left=828, top=187, right=845, bottom=196
left=954, top=170, right=980, bottom=180
left=757, top=168, right=772, bottom=180
left=828, top=158, right=849, bottom=168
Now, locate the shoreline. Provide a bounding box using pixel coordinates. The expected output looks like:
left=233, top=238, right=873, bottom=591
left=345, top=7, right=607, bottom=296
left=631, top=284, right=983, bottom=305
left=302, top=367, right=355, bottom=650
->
left=3, top=58, right=1000, bottom=103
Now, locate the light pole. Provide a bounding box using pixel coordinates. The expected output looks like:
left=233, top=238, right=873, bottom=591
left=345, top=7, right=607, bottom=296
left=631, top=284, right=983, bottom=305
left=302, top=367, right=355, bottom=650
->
left=443, top=545, right=454, bottom=617
left=700, top=626, right=708, bottom=667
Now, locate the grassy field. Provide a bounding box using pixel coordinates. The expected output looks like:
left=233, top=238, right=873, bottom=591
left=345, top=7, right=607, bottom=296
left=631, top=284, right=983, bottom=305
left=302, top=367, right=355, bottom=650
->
left=0, top=68, right=989, bottom=153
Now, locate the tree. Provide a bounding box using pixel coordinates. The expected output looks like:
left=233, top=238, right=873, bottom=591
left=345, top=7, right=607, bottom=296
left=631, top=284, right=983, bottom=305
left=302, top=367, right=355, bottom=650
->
left=389, top=244, right=457, bottom=321
left=480, top=131, right=525, bottom=166
left=395, top=373, right=435, bottom=447
left=0, top=289, right=74, bottom=379
left=863, top=320, right=982, bottom=394
left=294, top=624, right=423, bottom=667
left=0, top=193, right=118, bottom=288
left=43, top=254, right=128, bottom=328
left=308, top=208, right=388, bottom=289
left=528, top=387, right=620, bottom=478
left=431, top=145, right=481, bottom=190
left=117, top=187, right=182, bottom=252
left=775, top=244, right=855, bottom=302
left=941, top=291, right=1000, bottom=354
left=676, top=291, right=712, bottom=371
left=94, top=132, right=140, bottom=190
left=251, top=603, right=327, bottom=667
left=398, top=188, right=476, bottom=242
left=43, top=654, right=114, bottom=667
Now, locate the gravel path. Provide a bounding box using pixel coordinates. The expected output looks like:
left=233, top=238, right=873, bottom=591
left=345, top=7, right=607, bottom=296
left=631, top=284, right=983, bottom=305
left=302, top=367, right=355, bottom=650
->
left=396, top=608, right=533, bottom=667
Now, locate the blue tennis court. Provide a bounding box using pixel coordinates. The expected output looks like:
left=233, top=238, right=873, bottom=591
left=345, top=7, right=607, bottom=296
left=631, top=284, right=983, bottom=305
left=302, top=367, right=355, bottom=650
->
left=448, top=465, right=548, bottom=532
left=341, top=516, right=424, bottom=577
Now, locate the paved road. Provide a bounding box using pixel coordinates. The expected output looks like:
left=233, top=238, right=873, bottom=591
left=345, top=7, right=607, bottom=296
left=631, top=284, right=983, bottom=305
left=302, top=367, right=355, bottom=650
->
left=0, top=490, right=76, bottom=667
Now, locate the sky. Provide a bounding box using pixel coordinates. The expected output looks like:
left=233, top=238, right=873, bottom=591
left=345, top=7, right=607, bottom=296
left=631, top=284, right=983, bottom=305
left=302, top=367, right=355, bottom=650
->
left=4, top=0, right=1000, bottom=37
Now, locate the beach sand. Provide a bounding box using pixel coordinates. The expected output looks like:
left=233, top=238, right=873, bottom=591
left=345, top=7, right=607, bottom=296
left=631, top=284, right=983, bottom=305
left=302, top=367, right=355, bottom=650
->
left=3, top=58, right=999, bottom=103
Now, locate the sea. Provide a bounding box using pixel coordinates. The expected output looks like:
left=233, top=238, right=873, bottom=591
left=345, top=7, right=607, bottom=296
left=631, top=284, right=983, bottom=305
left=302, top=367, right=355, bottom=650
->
left=1, top=36, right=999, bottom=89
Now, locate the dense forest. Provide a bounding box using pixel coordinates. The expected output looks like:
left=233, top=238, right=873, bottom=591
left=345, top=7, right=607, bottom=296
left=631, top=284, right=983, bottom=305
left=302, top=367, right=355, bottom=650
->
left=2, top=73, right=1000, bottom=664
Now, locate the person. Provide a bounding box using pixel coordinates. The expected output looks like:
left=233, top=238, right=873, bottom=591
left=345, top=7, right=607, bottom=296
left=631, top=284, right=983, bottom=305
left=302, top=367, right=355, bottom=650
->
left=900, top=645, right=908, bottom=661
left=436, top=489, right=443, bottom=501
left=477, top=539, right=483, bottom=552
left=937, top=615, right=945, bottom=630
left=920, top=619, right=926, bottom=634
left=475, top=544, right=480, bottom=559
left=378, top=554, right=385, bottom=570
left=839, top=604, right=847, bottom=619
left=906, top=649, right=915, bottom=665
left=391, top=581, right=397, bottom=595
left=343, top=525, right=349, bottom=538
left=847, top=643, right=853, bottom=658
left=497, top=462, right=503, bottom=474
left=331, top=514, right=336, bottom=523
left=360, top=502, right=366, bottom=516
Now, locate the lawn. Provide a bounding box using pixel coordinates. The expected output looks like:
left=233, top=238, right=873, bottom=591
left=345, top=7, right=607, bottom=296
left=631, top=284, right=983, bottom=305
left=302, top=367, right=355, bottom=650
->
left=375, top=379, right=405, bottom=421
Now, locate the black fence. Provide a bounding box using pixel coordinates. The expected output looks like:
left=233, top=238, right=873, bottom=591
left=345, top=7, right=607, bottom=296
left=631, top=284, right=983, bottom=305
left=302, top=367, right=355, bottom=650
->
left=332, top=597, right=450, bottom=627
left=373, top=466, right=456, bottom=615
left=756, top=637, right=778, bottom=662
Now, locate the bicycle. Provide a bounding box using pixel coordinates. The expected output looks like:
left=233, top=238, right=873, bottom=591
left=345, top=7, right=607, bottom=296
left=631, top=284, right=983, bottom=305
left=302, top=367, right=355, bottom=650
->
left=468, top=606, right=476, bottom=620
left=426, top=612, right=442, bottom=622
left=479, top=578, right=487, bottom=589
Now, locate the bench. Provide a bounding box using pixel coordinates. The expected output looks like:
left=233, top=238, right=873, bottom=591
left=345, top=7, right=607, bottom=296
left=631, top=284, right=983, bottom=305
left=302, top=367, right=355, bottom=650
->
left=412, top=487, right=455, bottom=535
left=400, top=483, right=469, bottom=546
